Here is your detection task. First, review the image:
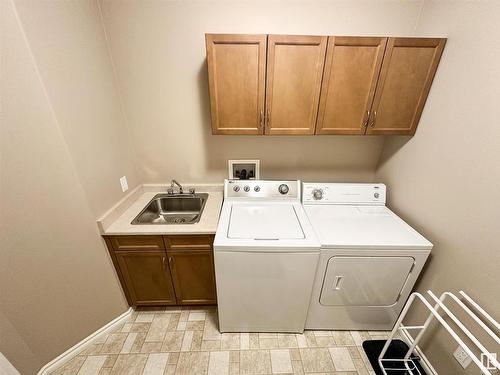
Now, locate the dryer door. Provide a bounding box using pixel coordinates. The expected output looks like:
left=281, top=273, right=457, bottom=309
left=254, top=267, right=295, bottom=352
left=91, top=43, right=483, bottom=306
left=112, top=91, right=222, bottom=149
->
left=320, top=256, right=414, bottom=306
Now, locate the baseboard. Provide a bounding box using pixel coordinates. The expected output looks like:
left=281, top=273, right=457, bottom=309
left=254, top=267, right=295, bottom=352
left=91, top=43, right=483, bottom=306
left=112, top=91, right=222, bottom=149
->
left=399, top=327, right=438, bottom=375
left=0, top=353, right=20, bottom=375
left=37, top=308, right=133, bottom=375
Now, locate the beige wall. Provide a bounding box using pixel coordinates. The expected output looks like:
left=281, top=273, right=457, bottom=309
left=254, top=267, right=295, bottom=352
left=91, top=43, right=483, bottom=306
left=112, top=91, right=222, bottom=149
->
left=14, top=0, right=140, bottom=218
left=99, top=0, right=425, bottom=183
left=3, top=0, right=499, bottom=373
left=376, top=1, right=500, bottom=373
left=1, top=0, right=130, bottom=372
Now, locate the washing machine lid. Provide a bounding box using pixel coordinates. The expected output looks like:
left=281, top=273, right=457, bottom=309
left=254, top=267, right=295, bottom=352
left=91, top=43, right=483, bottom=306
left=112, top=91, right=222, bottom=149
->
left=228, top=203, right=305, bottom=239
left=304, top=205, right=432, bottom=249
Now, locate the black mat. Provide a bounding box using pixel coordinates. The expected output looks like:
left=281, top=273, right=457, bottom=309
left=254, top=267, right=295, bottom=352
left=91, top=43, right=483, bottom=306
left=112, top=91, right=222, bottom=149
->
left=362, top=339, right=427, bottom=375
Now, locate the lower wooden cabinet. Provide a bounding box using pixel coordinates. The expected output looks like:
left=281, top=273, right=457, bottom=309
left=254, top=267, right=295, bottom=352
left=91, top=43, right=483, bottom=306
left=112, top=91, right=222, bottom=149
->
left=168, top=249, right=216, bottom=305
left=105, top=235, right=216, bottom=307
left=115, top=250, right=177, bottom=306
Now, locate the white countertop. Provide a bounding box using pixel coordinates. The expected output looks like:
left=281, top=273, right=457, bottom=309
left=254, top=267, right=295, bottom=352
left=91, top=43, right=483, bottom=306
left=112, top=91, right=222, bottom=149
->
left=97, top=184, right=223, bottom=235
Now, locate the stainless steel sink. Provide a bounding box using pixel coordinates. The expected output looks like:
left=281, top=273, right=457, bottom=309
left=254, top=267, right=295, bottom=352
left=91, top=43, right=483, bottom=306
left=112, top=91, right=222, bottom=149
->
left=131, top=193, right=208, bottom=225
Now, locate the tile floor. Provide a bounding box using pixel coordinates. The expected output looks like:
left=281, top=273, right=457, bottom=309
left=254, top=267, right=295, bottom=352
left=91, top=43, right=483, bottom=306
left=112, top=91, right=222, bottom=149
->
left=52, top=306, right=390, bottom=375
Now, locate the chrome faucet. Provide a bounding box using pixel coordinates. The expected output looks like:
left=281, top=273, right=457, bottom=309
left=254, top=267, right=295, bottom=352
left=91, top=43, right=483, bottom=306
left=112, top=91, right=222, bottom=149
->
left=170, top=179, right=183, bottom=194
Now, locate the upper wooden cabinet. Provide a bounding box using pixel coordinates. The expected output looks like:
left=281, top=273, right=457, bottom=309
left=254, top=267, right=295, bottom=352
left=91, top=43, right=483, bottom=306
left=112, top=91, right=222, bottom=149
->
left=316, top=37, right=386, bottom=135
left=205, top=34, right=446, bottom=136
left=205, top=34, right=266, bottom=135
left=265, top=35, right=327, bottom=135
left=366, top=37, right=446, bottom=135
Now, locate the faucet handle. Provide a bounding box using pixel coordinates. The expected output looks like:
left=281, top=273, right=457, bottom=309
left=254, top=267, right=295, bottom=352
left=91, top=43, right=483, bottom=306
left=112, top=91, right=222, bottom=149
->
left=188, top=187, right=195, bottom=194
left=167, top=187, right=174, bottom=195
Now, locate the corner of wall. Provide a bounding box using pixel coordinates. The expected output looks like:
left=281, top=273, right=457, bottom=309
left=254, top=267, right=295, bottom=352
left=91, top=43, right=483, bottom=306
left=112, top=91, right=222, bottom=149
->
left=96, top=0, right=144, bottom=185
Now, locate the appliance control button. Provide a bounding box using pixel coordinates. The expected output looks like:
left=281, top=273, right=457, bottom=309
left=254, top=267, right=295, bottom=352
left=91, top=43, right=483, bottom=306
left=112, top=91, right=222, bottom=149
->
left=244, top=185, right=250, bottom=192
left=312, top=189, right=323, bottom=200
left=374, top=192, right=380, bottom=198
left=233, top=186, right=240, bottom=192
left=278, top=184, right=289, bottom=195
left=254, top=186, right=260, bottom=192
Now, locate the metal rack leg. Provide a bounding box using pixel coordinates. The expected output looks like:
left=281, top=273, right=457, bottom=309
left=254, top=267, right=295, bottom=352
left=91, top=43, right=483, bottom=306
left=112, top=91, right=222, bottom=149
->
left=379, top=293, right=418, bottom=373
left=403, top=294, right=441, bottom=361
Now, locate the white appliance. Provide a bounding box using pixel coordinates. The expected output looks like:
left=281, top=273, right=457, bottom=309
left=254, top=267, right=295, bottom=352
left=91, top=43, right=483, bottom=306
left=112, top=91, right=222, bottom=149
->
left=214, top=180, right=320, bottom=333
left=302, top=183, right=432, bottom=330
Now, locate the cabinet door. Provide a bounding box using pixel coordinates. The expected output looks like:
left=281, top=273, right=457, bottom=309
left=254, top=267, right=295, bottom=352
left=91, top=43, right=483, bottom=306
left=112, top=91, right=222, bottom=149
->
left=168, top=250, right=216, bottom=305
left=115, top=251, right=176, bottom=306
left=205, top=34, right=266, bottom=135
left=367, top=37, right=446, bottom=135
left=265, top=35, right=327, bottom=135
left=316, top=37, right=387, bottom=135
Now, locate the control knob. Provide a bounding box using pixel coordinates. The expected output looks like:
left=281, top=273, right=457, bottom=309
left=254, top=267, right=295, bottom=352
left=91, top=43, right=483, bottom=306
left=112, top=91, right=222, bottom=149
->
left=278, top=184, right=289, bottom=195
left=312, top=189, right=323, bottom=200
left=244, top=186, right=250, bottom=192
left=233, top=185, right=240, bottom=192
left=254, top=186, right=260, bottom=192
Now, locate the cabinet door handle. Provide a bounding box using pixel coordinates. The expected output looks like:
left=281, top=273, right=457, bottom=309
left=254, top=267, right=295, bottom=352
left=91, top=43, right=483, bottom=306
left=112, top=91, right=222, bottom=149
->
left=168, top=256, right=172, bottom=266
left=266, top=109, right=271, bottom=128
left=363, top=110, right=371, bottom=129
left=162, top=256, right=166, bottom=269
left=260, top=109, right=264, bottom=128
left=369, top=110, right=377, bottom=128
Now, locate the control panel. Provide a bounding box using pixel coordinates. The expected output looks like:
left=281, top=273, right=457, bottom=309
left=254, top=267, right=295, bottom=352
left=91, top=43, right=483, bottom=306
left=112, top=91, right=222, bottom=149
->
left=225, top=180, right=301, bottom=200
left=302, top=183, right=386, bottom=205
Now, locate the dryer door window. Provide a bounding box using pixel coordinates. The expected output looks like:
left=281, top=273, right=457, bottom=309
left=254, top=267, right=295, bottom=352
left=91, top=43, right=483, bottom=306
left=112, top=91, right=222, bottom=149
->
left=319, top=256, right=414, bottom=306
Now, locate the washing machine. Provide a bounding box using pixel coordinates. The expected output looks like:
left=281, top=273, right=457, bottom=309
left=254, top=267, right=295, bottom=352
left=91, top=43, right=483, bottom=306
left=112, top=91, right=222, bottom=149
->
left=302, top=183, right=432, bottom=330
left=214, top=180, right=320, bottom=333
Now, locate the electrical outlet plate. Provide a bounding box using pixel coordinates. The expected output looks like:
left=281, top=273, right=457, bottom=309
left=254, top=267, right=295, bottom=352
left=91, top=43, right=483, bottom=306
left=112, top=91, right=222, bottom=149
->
left=482, top=353, right=499, bottom=373
left=454, top=346, right=472, bottom=369
left=120, top=176, right=128, bottom=192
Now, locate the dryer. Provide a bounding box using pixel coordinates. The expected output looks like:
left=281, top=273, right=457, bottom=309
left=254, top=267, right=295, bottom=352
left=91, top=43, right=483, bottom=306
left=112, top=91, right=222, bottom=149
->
left=302, top=183, right=432, bottom=330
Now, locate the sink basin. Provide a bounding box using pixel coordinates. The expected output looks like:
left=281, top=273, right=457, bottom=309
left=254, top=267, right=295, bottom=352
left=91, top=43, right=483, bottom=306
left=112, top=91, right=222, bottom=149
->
left=131, top=193, right=208, bottom=225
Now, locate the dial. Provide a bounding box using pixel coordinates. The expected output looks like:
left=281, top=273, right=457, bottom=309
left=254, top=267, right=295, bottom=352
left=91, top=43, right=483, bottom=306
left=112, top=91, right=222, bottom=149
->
left=254, top=186, right=260, bottom=192
left=278, top=184, right=289, bottom=195
left=374, top=192, right=380, bottom=199
left=244, top=185, right=250, bottom=192
left=233, top=185, right=240, bottom=192
left=312, top=188, right=323, bottom=200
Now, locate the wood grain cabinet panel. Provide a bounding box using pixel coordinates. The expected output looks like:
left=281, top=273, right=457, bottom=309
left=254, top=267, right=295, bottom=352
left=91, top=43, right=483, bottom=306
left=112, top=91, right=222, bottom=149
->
left=115, top=251, right=177, bottom=306
left=367, top=37, right=446, bottom=135
left=205, top=34, right=267, bottom=135
left=105, top=235, right=217, bottom=306
left=167, top=249, right=217, bottom=305
left=109, top=235, right=164, bottom=251
left=265, top=35, right=327, bottom=135
left=205, top=34, right=445, bottom=136
left=164, top=235, right=213, bottom=250
left=316, top=37, right=387, bottom=134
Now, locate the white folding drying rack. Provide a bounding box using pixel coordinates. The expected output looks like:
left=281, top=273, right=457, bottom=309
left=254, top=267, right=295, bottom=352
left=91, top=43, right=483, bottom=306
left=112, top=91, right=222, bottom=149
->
left=378, top=290, right=500, bottom=374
